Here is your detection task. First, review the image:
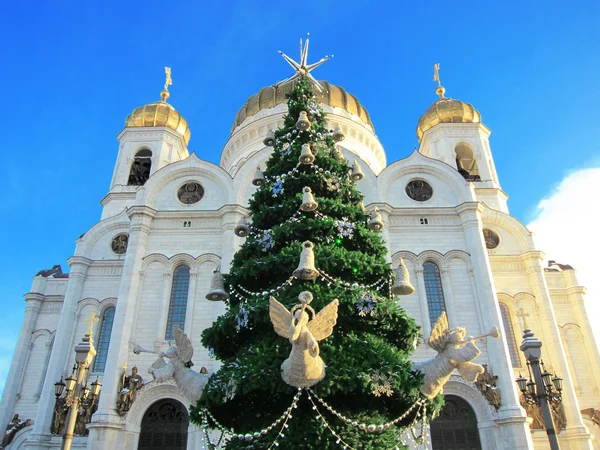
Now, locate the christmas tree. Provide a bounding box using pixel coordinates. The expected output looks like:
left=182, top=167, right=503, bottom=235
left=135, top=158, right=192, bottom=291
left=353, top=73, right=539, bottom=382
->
left=191, top=44, right=441, bottom=449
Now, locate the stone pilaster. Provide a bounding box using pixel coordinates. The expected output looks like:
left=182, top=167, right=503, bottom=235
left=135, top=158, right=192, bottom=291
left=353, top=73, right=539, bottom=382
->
left=456, top=202, right=533, bottom=449
left=0, top=292, right=42, bottom=433
left=522, top=251, right=593, bottom=448
left=415, top=267, right=431, bottom=337
left=26, top=257, right=92, bottom=445
left=86, top=206, right=156, bottom=449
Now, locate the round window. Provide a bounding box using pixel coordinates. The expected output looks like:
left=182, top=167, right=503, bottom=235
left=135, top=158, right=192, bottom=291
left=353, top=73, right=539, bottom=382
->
left=405, top=179, right=433, bottom=202
left=111, top=233, right=129, bottom=255
left=483, top=229, right=500, bottom=249
left=178, top=182, right=204, bottom=205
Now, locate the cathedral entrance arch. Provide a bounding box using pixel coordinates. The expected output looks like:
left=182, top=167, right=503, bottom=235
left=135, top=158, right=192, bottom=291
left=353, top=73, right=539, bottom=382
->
left=138, top=398, right=188, bottom=450
left=430, top=395, right=481, bottom=449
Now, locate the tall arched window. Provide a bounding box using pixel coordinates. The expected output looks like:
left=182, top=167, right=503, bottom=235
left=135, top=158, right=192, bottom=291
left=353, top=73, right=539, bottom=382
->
left=93, top=307, right=116, bottom=372
left=165, top=265, right=191, bottom=340
left=128, top=149, right=152, bottom=186
left=499, top=303, right=521, bottom=368
left=423, top=261, right=447, bottom=327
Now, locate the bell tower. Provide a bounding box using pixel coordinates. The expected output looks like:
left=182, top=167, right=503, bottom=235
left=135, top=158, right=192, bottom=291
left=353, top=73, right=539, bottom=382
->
left=102, top=68, right=191, bottom=219
left=416, top=64, right=507, bottom=212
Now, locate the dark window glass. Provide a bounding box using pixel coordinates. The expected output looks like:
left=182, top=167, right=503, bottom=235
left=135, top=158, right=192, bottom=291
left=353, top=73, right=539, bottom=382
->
left=165, top=265, right=190, bottom=340
left=93, top=307, right=116, bottom=372
left=423, top=261, right=447, bottom=327
left=499, top=303, right=521, bottom=368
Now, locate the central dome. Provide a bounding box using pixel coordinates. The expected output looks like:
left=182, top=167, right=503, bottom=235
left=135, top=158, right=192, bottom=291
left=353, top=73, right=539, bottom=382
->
left=231, top=80, right=373, bottom=134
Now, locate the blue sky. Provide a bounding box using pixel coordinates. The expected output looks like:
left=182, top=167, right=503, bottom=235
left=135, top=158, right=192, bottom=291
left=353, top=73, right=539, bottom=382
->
left=0, top=1, right=598, bottom=394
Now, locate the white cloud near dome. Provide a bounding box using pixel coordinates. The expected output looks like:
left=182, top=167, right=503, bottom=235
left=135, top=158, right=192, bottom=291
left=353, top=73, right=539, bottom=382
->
left=527, top=167, right=600, bottom=349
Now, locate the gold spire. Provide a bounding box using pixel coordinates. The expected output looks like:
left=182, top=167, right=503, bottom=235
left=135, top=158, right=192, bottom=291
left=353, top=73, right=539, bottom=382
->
left=433, top=63, right=446, bottom=99
left=161, top=66, right=172, bottom=103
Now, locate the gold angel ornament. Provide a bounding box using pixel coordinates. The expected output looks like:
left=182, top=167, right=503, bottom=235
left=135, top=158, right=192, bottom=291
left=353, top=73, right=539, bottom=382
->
left=270, top=292, right=339, bottom=388
left=413, top=312, right=500, bottom=399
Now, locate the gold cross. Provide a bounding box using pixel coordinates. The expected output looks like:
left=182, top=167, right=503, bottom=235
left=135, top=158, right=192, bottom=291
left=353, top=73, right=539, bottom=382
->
left=164, top=67, right=172, bottom=92
left=433, top=63, right=441, bottom=87
left=122, top=362, right=127, bottom=372
left=84, top=312, right=100, bottom=336
left=516, top=307, right=530, bottom=330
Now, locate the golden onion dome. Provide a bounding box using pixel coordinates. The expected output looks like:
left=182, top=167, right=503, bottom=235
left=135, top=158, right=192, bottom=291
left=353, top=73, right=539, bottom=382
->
left=125, top=89, right=191, bottom=145
left=231, top=80, right=373, bottom=134
left=416, top=83, right=481, bottom=142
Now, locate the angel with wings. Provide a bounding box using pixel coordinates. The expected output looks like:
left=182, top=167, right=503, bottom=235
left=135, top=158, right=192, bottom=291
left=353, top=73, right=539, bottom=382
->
left=412, top=312, right=488, bottom=399
left=270, top=291, right=339, bottom=388
left=136, top=325, right=209, bottom=403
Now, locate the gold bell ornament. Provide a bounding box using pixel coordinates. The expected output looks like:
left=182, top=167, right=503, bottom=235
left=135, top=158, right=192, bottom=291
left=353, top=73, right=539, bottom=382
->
left=263, top=130, right=276, bottom=147
left=300, top=186, right=318, bottom=212
left=206, top=267, right=230, bottom=301
left=350, top=159, right=365, bottom=182
left=298, top=144, right=315, bottom=165
left=367, top=207, right=384, bottom=231
left=234, top=216, right=251, bottom=237
left=296, top=111, right=311, bottom=131
left=293, top=241, right=318, bottom=280
left=391, top=258, right=415, bottom=296
left=252, top=167, right=265, bottom=186
left=331, top=128, right=345, bottom=142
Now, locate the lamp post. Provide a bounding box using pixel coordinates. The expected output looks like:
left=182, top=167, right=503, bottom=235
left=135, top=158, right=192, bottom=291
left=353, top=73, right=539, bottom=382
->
left=516, top=329, right=563, bottom=450
left=60, top=313, right=99, bottom=450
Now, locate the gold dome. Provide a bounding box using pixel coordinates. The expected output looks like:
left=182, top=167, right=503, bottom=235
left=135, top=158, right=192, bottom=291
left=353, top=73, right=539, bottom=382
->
left=416, top=97, right=481, bottom=142
left=231, top=80, right=373, bottom=134
left=125, top=95, right=191, bottom=145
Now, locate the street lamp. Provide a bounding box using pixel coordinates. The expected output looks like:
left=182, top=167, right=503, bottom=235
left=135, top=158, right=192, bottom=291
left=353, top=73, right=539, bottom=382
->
left=60, top=313, right=99, bottom=450
left=516, top=329, right=563, bottom=450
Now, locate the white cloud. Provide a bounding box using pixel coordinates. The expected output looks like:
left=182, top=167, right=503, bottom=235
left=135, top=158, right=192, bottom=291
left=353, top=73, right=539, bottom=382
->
left=527, top=167, right=600, bottom=349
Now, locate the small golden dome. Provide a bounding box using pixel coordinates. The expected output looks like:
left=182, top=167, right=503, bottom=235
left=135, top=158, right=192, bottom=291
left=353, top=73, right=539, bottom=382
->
left=125, top=91, right=191, bottom=145
left=416, top=97, right=481, bottom=142
left=231, top=80, right=373, bottom=134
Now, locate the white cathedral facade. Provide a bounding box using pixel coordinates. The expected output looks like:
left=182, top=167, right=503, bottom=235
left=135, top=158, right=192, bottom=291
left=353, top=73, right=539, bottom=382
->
left=1, top=72, right=599, bottom=450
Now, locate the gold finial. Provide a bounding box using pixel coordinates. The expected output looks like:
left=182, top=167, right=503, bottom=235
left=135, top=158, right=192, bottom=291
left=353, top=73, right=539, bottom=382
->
left=84, top=312, right=100, bottom=337
left=433, top=63, right=446, bottom=99
left=161, top=66, right=172, bottom=102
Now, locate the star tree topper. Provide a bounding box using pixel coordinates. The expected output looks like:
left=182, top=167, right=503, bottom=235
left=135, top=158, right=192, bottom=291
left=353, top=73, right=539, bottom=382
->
left=276, top=34, right=332, bottom=92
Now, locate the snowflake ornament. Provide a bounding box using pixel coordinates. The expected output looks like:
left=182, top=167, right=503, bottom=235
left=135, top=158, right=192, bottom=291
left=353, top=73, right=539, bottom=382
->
left=336, top=218, right=354, bottom=238
left=280, top=143, right=291, bottom=156
left=272, top=180, right=284, bottom=196
left=367, top=371, right=394, bottom=397
left=355, top=295, right=376, bottom=317
left=309, top=103, right=320, bottom=116
left=236, top=306, right=249, bottom=328
left=261, top=230, right=274, bottom=251
left=324, top=177, right=340, bottom=192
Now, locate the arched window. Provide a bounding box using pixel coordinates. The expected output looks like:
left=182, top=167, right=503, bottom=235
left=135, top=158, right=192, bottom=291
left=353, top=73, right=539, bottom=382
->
left=128, top=149, right=152, bottom=186
left=165, top=265, right=191, bottom=340
left=499, top=303, right=521, bottom=368
left=423, top=261, right=447, bottom=327
left=93, top=307, right=116, bottom=372
left=455, top=143, right=480, bottom=181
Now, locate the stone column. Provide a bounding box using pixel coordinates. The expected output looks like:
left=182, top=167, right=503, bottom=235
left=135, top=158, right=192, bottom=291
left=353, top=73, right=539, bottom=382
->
left=415, top=267, right=431, bottom=337
left=456, top=203, right=532, bottom=449
left=155, top=271, right=172, bottom=344
left=184, top=270, right=200, bottom=333
left=440, top=268, right=458, bottom=329
left=87, top=206, right=156, bottom=449
left=522, top=251, right=592, bottom=447
left=26, top=257, right=91, bottom=444
left=0, top=290, right=43, bottom=433
left=565, top=283, right=600, bottom=399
